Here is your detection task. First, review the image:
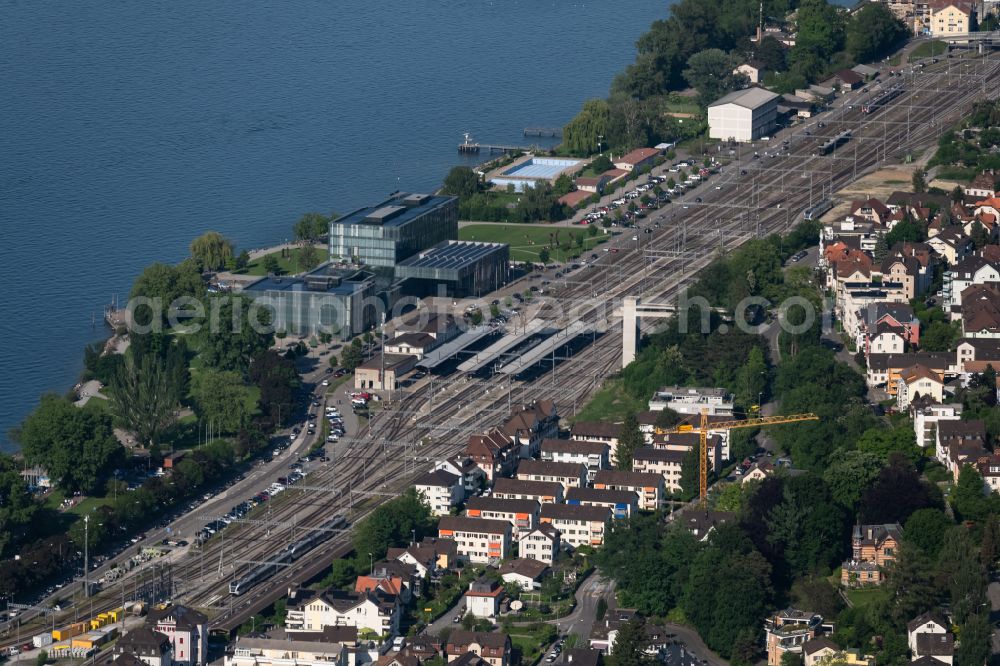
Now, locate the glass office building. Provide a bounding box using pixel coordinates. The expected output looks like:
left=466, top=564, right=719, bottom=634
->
left=395, top=240, right=510, bottom=298
left=329, top=193, right=459, bottom=268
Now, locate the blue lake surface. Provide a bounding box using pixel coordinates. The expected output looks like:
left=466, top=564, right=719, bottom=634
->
left=0, top=0, right=668, bottom=449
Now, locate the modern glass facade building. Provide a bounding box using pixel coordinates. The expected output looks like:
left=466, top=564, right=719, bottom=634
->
left=395, top=240, right=510, bottom=298
left=242, top=265, right=377, bottom=338
left=328, top=193, right=458, bottom=268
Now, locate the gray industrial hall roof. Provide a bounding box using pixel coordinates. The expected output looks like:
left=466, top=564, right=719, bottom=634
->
left=398, top=241, right=508, bottom=270
left=331, top=193, right=456, bottom=228
left=708, top=87, right=780, bottom=110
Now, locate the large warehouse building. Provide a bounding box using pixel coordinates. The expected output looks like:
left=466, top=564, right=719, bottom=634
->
left=707, top=87, right=780, bottom=143
left=395, top=240, right=510, bottom=298
left=328, top=192, right=458, bottom=269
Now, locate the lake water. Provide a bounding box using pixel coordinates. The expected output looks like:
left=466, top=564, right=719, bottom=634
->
left=0, top=0, right=667, bottom=449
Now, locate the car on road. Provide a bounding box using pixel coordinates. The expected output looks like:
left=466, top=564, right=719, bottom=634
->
left=321, top=379, right=329, bottom=386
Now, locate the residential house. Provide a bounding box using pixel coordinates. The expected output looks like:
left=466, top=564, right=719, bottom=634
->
left=911, top=402, right=962, bottom=448
left=631, top=448, right=686, bottom=493
left=736, top=61, right=765, bottom=84
left=955, top=337, right=1000, bottom=373
left=355, top=561, right=418, bottom=604
left=383, top=333, right=439, bottom=359
left=435, top=456, right=487, bottom=495
left=960, top=283, right=1000, bottom=338
left=965, top=171, right=1000, bottom=199
left=593, top=470, right=664, bottom=511
left=856, top=302, right=920, bottom=351
left=498, top=558, right=550, bottom=591
left=280, top=626, right=358, bottom=648
left=840, top=523, right=902, bottom=587
left=880, top=244, right=935, bottom=300
left=914, top=634, right=955, bottom=665
left=491, top=477, right=563, bottom=504
left=571, top=422, right=621, bottom=465
left=588, top=609, right=643, bottom=653
left=465, top=496, right=540, bottom=532
left=896, top=364, right=945, bottom=411
left=574, top=174, right=612, bottom=195
left=559, top=649, right=602, bottom=666
left=540, top=439, right=610, bottom=481
left=936, top=419, right=988, bottom=479
left=516, top=459, right=587, bottom=491
left=438, top=516, right=511, bottom=564
left=850, top=198, right=892, bottom=225
left=146, top=605, right=208, bottom=666
left=500, top=400, right=559, bottom=459
left=742, top=460, right=776, bottom=484
left=414, top=469, right=464, bottom=517
left=386, top=537, right=458, bottom=578
left=765, top=609, right=827, bottom=666
left=565, top=486, right=639, bottom=520
left=866, top=352, right=952, bottom=393
left=944, top=248, right=1000, bottom=310
left=539, top=503, right=611, bottom=549
left=674, top=509, right=734, bottom=541
left=613, top=148, right=659, bottom=173
left=517, top=523, right=561, bottom=564
left=840, top=283, right=910, bottom=341
left=464, top=577, right=504, bottom=620
left=927, top=0, right=975, bottom=36
left=926, top=227, right=974, bottom=266
left=465, top=429, right=518, bottom=482
left=115, top=628, right=172, bottom=666
left=866, top=322, right=907, bottom=357
left=977, top=452, right=1000, bottom=493
left=802, top=638, right=839, bottom=666
left=445, top=631, right=512, bottom=666
left=647, top=386, right=735, bottom=416
left=908, top=612, right=949, bottom=655
left=226, top=637, right=347, bottom=666
left=285, top=588, right=401, bottom=637
left=651, top=430, right=726, bottom=469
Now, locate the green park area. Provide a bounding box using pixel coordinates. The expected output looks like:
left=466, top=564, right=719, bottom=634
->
left=909, top=40, right=947, bottom=60
left=459, top=223, right=607, bottom=263
left=236, top=245, right=325, bottom=276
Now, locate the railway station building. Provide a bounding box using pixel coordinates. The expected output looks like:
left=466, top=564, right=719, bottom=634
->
left=707, top=87, right=780, bottom=143
left=395, top=240, right=510, bottom=297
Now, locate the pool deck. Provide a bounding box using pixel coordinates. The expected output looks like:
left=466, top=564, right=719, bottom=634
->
left=485, top=152, right=586, bottom=189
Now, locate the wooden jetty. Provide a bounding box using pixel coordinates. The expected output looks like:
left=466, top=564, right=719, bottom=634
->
left=458, top=132, right=530, bottom=154
left=523, top=127, right=562, bottom=138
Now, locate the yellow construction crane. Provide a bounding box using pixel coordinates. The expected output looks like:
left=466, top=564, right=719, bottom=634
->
left=656, top=409, right=819, bottom=503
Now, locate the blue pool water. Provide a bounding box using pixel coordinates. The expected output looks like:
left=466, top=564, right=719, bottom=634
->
left=502, top=157, right=583, bottom=179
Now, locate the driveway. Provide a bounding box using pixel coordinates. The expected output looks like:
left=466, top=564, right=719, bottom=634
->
left=551, top=571, right=616, bottom=638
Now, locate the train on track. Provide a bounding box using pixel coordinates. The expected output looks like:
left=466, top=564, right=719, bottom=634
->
left=803, top=199, right=833, bottom=221
left=819, top=130, right=853, bottom=155
left=228, top=515, right=346, bottom=596
left=862, top=84, right=904, bottom=114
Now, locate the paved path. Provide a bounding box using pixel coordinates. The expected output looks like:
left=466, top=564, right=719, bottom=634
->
left=662, top=623, right=729, bottom=666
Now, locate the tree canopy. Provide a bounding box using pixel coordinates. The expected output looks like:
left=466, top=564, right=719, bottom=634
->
left=189, top=231, right=234, bottom=272
left=845, top=3, right=907, bottom=64
left=683, top=49, right=748, bottom=104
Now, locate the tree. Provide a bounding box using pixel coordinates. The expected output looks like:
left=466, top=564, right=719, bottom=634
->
left=298, top=244, right=320, bottom=271
left=191, top=370, right=257, bottom=434
left=873, top=233, right=889, bottom=263
left=970, top=221, right=989, bottom=249
left=937, top=527, right=987, bottom=624
left=294, top=213, right=331, bottom=242
left=793, top=0, right=846, bottom=61
left=562, top=99, right=612, bottom=156
left=755, top=36, right=787, bottom=73
left=129, top=261, right=205, bottom=324
left=590, top=154, right=614, bottom=173
left=845, top=4, right=907, bottom=63
left=0, top=455, right=39, bottom=557
left=855, top=424, right=921, bottom=465
left=13, top=394, right=123, bottom=494
left=912, top=169, right=928, bottom=194
left=189, top=231, right=234, bottom=272
left=107, top=350, right=179, bottom=448
left=902, top=508, right=952, bottom=559
left=951, top=185, right=965, bottom=204
left=735, top=347, right=768, bottom=409
left=249, top=350, right=300, bottom=428
left=353, top=488, right=433, bottom=562
left=442, top=166, right=480, bottom=198
left=955, top=613, right=991, bottom=666
left=615, top=413, right=643, bottom=470
left=859, top=454, right=941, bottom=524
left=951, top=465, right=994, bottom=523
left=683, top=49, right=748, bottom=104
left=234, top=250, right=250, bottom=271
left=920, top=320, right=959, bottom=352
left=263, top=255, right=281, bottom=274
left=340, top=344, right=364, bottom=372
left=200, top=296, right=274, bottom=375
left=822, top=450, right=882, bottom=509
left=609, top=619, right=653, bottom=666
left=538, top=248, right=551, bottom=264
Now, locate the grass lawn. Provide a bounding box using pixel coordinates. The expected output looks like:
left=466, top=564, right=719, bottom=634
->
left=571, top=378, right=647, bottom=424
left=888, top=54, right=903, bottom=66
left=911, top=41, right=947, bottom=60
left=846, top=587, right=889, bottom=608
left=459, top=224, right=607, bottom=263
left=236, top=246, right=323, bottom=277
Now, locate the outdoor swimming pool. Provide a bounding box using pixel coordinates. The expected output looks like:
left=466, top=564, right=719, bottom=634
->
left=502, top=157, right=582, bottom=179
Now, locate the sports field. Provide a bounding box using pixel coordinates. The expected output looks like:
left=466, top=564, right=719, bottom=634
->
left=458, top=224, right=607, bottom=263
